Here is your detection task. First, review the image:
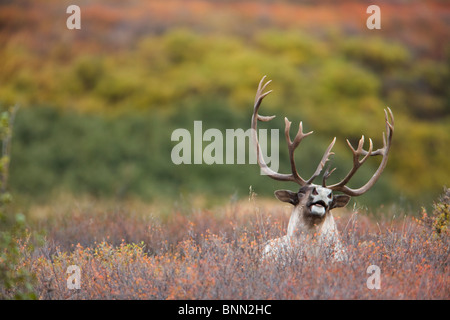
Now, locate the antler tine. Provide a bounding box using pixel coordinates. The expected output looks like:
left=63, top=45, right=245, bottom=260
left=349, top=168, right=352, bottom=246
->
left=255, top=76, right=272, bottom=104
left=306, top=137, right=336, bottom=184
left=361, top=107, right=394, bottom=157
left=253, top=76, right=274, bottom=121
left=325, top=136, right=373, bottom=190
left=327, top=108, right=394, bottom=196
left=284, top=118, right=313, bottom=185
left=252, top=76, right=298, bottom=183
left=322, top=164, right=337, bottom=187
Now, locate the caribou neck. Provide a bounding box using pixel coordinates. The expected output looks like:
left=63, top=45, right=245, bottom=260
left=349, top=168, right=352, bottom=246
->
left=286, top=206, right=337, bottom=240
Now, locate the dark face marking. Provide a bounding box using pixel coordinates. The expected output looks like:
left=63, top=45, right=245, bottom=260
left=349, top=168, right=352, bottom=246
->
left=275, top=185, right=351, bottom=216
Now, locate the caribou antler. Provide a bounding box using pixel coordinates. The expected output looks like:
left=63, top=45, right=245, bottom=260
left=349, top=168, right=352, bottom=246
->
left=251, top=76, right=335, bottom=186
left=324, top=108, right=394, bottom=196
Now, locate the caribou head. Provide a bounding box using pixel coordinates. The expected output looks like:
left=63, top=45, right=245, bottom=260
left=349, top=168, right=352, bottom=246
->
left=251, top=76, right=394, bottom=261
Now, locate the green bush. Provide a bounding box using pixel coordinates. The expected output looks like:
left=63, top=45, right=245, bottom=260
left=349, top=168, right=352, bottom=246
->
left=421, top=187, right=450, bottom=237
left=0, top=105, right=37, bottom=299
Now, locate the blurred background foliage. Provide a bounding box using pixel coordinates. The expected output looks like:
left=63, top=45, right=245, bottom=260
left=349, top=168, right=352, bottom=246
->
left=0, top=0, right=448, bottom=210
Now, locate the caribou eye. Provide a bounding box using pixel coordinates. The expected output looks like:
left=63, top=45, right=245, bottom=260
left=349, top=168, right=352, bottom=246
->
left=312, top=188, right=318, bottom=195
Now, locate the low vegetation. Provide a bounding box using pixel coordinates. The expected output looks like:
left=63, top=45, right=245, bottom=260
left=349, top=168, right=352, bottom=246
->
left=14, top=189, right=449, bottom=300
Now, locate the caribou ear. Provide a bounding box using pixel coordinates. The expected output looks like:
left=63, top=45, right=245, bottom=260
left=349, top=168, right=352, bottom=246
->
left=331, top=195, right=351, bottom=209
left=274, top=190, right=300, bottom=206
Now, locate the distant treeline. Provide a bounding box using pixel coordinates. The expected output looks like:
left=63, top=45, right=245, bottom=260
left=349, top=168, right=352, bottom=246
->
left=2, top=27, right=448, bottom=208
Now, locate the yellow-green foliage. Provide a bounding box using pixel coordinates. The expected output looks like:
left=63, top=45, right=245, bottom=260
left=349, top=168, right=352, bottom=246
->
left=422, top=188, right=450, bottom=237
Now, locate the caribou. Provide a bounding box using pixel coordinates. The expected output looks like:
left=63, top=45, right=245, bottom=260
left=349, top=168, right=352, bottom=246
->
left=251, top=76, right=394, bottom=262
